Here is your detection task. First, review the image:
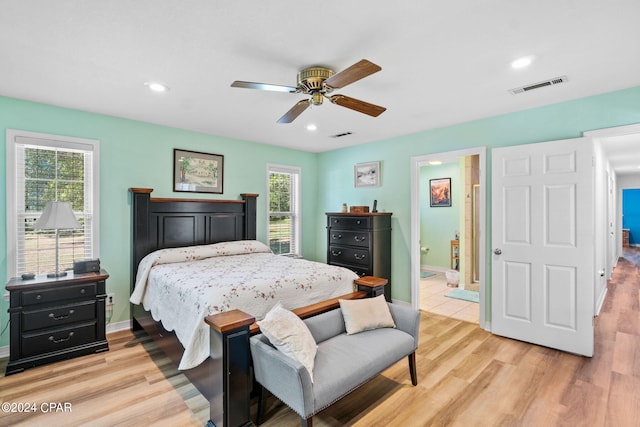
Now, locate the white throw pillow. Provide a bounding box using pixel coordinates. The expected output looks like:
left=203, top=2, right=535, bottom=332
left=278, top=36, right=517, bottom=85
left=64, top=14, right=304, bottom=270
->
left=257, top=302, right=317, bottom=381
left=339, top=295, right=396, bottom=335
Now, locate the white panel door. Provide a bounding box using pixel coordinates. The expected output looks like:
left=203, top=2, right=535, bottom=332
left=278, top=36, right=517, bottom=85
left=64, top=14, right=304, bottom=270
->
left=492, top=137, right=594, bottom=356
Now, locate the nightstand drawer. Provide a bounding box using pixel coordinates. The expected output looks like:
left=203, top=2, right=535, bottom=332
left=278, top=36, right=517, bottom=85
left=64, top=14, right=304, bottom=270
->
left=22, top=301, right=96, bottom=332
left=328, top=216, right=371, bottom=230
left=22, top=282, right=97, bottom=306
left=22, top=322, right=97, bottom=357
left=328, top=246, right=369, bottom=267
left=329, top=230, right=369, bottom=248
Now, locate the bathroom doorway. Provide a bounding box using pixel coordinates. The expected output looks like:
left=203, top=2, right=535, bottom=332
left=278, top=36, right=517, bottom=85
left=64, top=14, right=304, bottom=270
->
left=410, top=147, right=486, bottom=328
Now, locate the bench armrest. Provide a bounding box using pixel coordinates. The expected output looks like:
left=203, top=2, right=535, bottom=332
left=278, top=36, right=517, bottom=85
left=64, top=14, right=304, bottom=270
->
left=250, top=336, right=314, bottom=418
left=388, top=303, right=420, bottom=350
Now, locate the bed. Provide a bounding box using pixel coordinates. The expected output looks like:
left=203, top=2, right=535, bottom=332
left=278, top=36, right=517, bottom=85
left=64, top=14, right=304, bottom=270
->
left=130, top=239, right=358, bottom=370
left=128, top=188, right=374, bottom=427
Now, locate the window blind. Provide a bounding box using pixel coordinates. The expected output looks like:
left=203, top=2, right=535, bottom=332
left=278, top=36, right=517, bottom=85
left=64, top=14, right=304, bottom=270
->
left=7, top=131, right=99, bottom=277
left=267, top=164, right=301, bottom=256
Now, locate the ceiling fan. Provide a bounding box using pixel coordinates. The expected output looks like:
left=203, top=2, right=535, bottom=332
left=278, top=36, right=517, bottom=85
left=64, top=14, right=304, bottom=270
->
left=230, top=59, right=386, bottom=123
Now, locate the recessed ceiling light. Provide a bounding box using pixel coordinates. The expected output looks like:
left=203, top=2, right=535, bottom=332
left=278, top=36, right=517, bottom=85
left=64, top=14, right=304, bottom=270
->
left=306, top=123, right=317, bottom=131
left=511, top=56, right=534, bottom=69
left=428, top=160, right=443, bottom=165
left=144, top=81, right=169, bottom=92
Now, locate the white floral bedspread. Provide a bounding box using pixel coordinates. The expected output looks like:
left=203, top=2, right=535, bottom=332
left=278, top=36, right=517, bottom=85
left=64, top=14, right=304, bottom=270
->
left=130, top=240, right=357, bottom=370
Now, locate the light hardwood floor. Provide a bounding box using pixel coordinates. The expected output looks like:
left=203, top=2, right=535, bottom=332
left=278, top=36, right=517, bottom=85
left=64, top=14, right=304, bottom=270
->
left=1, top=252, right=639, bottom=426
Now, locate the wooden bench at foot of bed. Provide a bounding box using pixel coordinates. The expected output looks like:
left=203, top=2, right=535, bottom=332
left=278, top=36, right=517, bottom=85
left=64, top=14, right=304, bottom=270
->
left=203, top=277, right=387, bottom=427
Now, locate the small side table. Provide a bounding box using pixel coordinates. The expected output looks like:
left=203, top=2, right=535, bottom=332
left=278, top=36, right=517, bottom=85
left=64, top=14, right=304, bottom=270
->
left=5, top=269, right=110, bottom=375
left=354, top=276, right=388, bottom=299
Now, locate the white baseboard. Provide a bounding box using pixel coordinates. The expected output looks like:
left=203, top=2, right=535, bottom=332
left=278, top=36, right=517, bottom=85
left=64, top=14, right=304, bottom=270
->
left=390, top=298, right=412, bottom=308
left=421, top=264, right=449, bottom=273
left=595, top=287, right=608, bottom=317
left=106, top=320, right=131, bottom=335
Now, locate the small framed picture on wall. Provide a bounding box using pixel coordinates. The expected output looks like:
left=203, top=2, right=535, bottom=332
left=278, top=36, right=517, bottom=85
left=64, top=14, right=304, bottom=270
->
left=354, top=161, right=380, bottom=188
left=429, top=177, right=451, bottom=207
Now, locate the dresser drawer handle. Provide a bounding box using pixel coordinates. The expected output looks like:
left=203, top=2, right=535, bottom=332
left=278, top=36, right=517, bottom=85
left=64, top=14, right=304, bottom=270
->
left=49, top=332, right=74, bottom=343
left=356, top=220, right=362, bottom=225
left=49, top=310, right=75, bottom=320
left=354, top=236, right=366, bottom=242
left=331, top=250, right=342, bottom=256
left=36, top=295, right=42, bottom=300
left=332, top=234, right=342, bottom=240
left=80, top=288, right=86, bottom=294
left=354, top=254, right=366, bottom=261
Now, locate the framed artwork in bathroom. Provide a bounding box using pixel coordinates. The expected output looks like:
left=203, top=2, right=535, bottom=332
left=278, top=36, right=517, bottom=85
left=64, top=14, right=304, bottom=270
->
left=429, top=177, right=451, bottom=207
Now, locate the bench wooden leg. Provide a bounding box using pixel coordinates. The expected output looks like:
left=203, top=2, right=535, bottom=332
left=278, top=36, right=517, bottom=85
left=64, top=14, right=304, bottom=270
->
left=408, top=352, right=418, bottom=386
left=256, top=384, right=267, bottom=425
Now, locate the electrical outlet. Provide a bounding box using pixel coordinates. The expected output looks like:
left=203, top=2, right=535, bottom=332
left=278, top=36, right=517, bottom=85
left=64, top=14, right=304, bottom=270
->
left=106, top=293, right=115, bottom=306
left=3, top=292, right=9, bottom=302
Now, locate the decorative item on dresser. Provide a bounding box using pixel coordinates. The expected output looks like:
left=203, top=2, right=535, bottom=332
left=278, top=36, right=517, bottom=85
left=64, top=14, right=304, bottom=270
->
left=5, top=270, right=110, bottom=375
left=326, top=212, right=392, bottom=301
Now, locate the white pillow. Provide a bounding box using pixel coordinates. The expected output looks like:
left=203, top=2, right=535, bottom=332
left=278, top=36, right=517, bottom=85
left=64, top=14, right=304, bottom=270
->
left=257, top=302, right=317, bottom=381
left=339, top=295, right=396, bottom=335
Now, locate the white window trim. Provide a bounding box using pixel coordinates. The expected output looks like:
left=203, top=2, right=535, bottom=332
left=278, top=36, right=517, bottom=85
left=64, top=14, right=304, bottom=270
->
left=266, top=163, right=301, bottom=256
left=5, top=129, right=100, bottom=279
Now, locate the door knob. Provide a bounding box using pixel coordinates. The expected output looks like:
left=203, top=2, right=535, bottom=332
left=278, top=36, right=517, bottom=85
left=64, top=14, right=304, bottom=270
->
left=494, top=248, right=502, bottom=255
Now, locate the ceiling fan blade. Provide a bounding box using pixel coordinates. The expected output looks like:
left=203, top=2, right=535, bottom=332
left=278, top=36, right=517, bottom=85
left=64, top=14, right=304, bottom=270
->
left=324, top=59, right=381, bottom=89
left=329, top=95, right=386, bottom=117
left=277, top=100, right=311, bottom=123
left=231, top=81, right=297, bottom=93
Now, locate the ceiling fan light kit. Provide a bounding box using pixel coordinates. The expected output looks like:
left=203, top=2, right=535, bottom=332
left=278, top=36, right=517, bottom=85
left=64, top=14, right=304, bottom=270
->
left=231, top=59, right=386, bottom=123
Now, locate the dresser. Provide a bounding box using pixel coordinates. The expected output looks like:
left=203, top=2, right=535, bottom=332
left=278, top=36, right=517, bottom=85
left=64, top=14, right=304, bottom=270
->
left=326, top=212, right=392, bottom=301
left=5, top=270, right=110, bottom=375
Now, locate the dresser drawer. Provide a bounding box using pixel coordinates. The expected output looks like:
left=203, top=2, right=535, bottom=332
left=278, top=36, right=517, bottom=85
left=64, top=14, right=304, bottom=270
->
left=328, top=246, right=369, bottom=267
left=22, top=282, right=97, bottom=306
left=22, top=300, right=96, bottom=332
left=328, top=230, right=370, bottom=248
left=21, top=322, right=97, bottom=358
left=328, top=216, right=371, bottom=230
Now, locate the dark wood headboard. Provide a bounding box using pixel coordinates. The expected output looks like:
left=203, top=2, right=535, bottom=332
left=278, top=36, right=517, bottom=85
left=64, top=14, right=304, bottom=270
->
left=129, top=188, right=258, bottom=287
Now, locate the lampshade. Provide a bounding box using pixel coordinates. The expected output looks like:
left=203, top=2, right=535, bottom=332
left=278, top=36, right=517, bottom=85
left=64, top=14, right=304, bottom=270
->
left=33, top=201, right=81, bottom=230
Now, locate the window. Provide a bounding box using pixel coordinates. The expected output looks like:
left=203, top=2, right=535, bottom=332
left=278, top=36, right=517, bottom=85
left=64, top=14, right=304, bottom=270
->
left=6, top=130, right=100, bottom=277
left=267, top=164, right=301, bottom=256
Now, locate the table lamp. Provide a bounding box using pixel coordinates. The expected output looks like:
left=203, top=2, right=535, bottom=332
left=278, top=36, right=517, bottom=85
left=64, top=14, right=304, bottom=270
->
left=33, top=201, right=81, bottom=278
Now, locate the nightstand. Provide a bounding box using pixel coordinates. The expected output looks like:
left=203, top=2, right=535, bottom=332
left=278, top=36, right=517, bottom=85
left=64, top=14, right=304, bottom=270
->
left=5, top=269, right=110, bottom=375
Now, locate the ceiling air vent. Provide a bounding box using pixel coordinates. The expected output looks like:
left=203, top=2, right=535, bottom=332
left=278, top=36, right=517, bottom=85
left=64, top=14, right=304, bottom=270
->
left=509, top=75, right=568, bottom=95
left=330, top=131, right=353, bottom=138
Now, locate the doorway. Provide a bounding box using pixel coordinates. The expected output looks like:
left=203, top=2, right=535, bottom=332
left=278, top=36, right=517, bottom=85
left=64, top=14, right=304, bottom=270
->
left=410, top=147, right=487, bottom=329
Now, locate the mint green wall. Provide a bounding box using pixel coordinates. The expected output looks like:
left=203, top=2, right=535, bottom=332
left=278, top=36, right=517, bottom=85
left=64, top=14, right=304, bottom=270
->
left=0, top=96, right=318, bottom=347
left=2, top=86, right=639, bottom=348
left=419, top=163, right=461, bottom=269
left=315, top=86, right=640, bottom=306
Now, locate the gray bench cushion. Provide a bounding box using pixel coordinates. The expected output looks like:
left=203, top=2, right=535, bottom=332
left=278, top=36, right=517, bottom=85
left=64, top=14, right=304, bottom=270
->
left=312, top=327, right=415, bottom=411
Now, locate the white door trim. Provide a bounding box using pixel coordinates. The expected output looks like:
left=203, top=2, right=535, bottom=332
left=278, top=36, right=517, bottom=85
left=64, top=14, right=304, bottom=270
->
left=410, top=147, right=488, bottom=330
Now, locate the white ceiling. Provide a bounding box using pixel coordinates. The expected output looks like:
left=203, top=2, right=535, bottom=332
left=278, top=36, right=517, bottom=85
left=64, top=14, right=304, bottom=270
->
left=1, top=1, right=639, bottom=170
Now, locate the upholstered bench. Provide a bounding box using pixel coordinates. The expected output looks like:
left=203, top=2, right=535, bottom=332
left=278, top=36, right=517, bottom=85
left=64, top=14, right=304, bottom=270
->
left=250, top=297, right=420, bottom=426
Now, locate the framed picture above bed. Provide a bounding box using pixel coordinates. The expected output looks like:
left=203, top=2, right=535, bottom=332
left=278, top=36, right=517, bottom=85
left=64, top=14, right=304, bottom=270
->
left=429, top=177, right=451, bottom=207
left=174, top=149, right=224, bottom=194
